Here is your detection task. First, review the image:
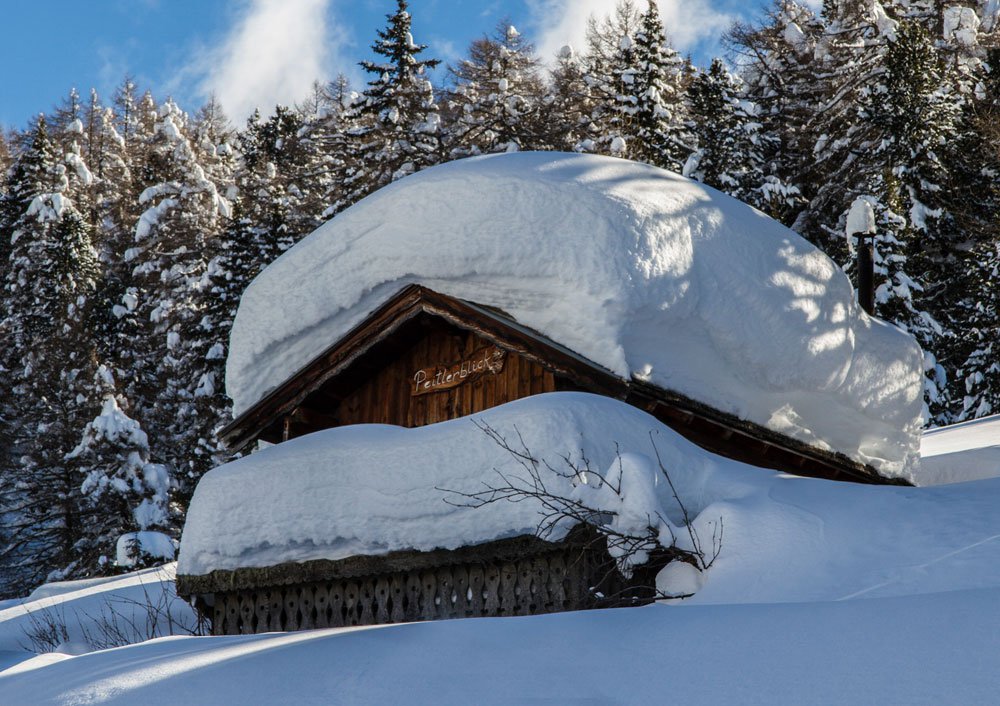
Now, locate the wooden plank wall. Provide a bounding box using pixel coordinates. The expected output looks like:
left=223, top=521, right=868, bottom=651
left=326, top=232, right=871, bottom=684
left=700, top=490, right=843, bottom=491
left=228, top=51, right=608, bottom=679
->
left=335, top=327, right=557, bottom=428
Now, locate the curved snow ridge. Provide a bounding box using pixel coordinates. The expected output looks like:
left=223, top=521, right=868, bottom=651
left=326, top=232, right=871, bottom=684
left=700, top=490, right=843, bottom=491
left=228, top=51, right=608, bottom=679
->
left=227, top=152, right=924, bottom=477
left=178, top=393, right=767, bottom=577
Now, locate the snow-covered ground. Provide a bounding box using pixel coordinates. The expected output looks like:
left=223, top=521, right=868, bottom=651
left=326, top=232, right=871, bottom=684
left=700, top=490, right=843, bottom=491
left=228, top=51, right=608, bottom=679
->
left=6, top=411, right=1000, bottom=703
left=918, top=413, right=1000, bottom=485
left=0, top=564, right=197, bottom=671
left=4, top=589, right=1000, bottom=705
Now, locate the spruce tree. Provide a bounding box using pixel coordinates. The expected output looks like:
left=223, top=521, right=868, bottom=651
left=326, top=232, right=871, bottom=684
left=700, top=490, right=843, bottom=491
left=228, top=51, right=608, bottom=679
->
left=686, top=58, right=795, bottom=214
left=544, top=44, right=596, bottom=151
left=630, top=1, right=690, bottom=170
left=0, top=116, right=103, bottom=591
left=202, top=109, right=309, bottom=420
left=951, top=47, right=1000, bottom=420
left=686, top=60, right=751, bottom=191
left=579, top=0, right=692, bottom=165
left=860, top=20, right=960, bottom=420
left=67, top=367, right=171, bottom=572
left=340, top=0, right=441, bottom=206
left=582, top=0, right=642, bottom=157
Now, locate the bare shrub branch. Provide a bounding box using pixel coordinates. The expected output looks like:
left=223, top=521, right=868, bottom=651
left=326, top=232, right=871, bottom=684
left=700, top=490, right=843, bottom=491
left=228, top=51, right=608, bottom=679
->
left=441, top=421, right=723, bottom=600
left=18, top=572, right=207, bottom=654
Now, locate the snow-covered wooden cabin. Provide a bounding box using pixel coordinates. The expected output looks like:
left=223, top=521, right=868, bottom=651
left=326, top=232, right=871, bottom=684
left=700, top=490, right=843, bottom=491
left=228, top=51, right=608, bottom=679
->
left=177, top=153, right=925, bottom=634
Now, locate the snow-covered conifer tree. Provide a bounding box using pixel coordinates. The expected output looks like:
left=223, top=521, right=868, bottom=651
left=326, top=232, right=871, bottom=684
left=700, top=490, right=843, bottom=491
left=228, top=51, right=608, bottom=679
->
left=340, top=0, right=441, bottom=205
left=544, top=45, right=597, bottom=151
left=203, top=108, right=311, bottom=415
left=122, top=100, right=232, bottom=508
left=67, top=367, right=171, bottom=572
left=861, top=20, right=960, bottom=419
left=685, top=58, right=795, bottom=215
left=0, top=115, right=103, bottom=591
left=629, top=1, right=690, bottom=170
left=582, top=1, right=642, bottom=158
left=951, top=45, right=1000, bottom=420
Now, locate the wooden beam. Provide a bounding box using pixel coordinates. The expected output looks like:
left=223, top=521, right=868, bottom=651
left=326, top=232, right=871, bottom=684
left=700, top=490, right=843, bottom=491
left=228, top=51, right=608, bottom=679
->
left=290, top=406, right=339, bottom=429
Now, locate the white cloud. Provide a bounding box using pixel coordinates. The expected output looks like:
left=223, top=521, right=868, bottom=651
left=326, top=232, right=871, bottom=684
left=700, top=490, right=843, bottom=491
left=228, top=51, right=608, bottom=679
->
left=190, top=0, right=350, bottom=121
left=525, top=0, right=735, bottom=63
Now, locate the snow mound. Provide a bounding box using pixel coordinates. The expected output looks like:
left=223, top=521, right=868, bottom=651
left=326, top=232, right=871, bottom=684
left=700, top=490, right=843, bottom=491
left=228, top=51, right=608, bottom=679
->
left=227, top=152, right=924, bottom=477
left=178, top=393, right=762, bottom=578
left=0, top=564, right=196, bottom=663
left=917, top=414, right=1000, bottom=485
left=7, top=590, right=1000, bottom=705
left=18, top=449, right=1000, bottom=702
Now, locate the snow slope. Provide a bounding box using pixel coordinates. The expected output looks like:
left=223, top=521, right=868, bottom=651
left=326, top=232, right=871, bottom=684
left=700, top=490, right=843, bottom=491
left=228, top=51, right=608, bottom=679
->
left=917, top=414, right=1000, bottom=485
left=0, top=565, right=197, bottom=662
left=227, top=152, right=924, bottom=477
left=10, top=462, right=1000, bottom=703
left=4, top=590, right=1000, bottom=706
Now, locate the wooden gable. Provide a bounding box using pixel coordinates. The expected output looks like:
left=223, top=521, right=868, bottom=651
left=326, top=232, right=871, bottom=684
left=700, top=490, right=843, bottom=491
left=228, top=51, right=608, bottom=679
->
left=221, top=285, right=906, bottom=486
left=322, top=317, right=559, bottom=429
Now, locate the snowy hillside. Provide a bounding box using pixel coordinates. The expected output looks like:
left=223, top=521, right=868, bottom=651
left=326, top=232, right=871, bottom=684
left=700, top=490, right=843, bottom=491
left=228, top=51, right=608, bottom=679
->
left=227, top=152, right=924, bottom=478
left=0, top=564, right=196, bottom=672
left=6, top=445, right=1000, bottom=703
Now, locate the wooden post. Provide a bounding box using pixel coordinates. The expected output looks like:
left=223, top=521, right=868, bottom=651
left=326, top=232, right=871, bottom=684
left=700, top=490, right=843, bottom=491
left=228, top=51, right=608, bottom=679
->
left=857, top=234, right=875, bottom=316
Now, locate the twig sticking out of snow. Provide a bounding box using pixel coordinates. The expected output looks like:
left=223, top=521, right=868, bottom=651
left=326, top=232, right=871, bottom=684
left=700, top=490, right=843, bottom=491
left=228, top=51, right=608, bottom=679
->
left=441, top=420, right=722, bottom=600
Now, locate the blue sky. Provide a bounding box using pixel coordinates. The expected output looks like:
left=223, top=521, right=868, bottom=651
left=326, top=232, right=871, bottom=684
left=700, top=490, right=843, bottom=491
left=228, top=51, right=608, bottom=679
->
left=0, top=0, right=778, bottom=129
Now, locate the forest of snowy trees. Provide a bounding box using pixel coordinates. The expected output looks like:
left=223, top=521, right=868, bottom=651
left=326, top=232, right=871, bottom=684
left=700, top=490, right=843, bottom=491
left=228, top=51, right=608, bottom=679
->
left=1, top=0, right=999, bottom=597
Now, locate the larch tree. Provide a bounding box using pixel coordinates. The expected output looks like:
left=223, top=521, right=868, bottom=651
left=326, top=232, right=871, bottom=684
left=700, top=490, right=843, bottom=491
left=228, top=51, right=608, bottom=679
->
left=726, top=0, right=824, bottom=227
left=121, top=99, right=232, bottom=512
left=445, top=23, right=546, bottom=155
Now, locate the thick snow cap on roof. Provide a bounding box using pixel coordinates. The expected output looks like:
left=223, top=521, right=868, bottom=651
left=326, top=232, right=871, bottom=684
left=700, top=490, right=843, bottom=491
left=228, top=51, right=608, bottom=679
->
left=179, top=393, right=759, bottom=577
left=227, top=152, right=924, bottom=478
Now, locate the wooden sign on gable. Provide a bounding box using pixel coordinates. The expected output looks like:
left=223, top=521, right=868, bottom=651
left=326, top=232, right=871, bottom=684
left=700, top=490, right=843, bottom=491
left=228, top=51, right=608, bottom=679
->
left=412, top=345, right=507, bottom=396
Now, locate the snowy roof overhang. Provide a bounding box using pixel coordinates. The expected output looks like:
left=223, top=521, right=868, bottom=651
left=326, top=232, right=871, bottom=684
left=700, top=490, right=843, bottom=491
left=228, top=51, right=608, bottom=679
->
left=220, top=284, right=901, bottom=485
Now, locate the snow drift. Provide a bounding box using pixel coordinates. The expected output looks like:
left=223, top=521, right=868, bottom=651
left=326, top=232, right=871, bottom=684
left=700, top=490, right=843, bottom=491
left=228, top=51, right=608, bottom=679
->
left=178, top=392, right=747, bottom=578
left=7, top=589, right=1000, bottom=705
left=918, top=414, right=1000, bottom=485
left=227, top=152, right=923, bottom=477
left=0, top=564, right=196, bottom=662
left=15, top=420, right=1000, bottom=703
